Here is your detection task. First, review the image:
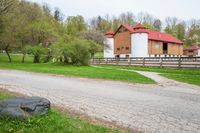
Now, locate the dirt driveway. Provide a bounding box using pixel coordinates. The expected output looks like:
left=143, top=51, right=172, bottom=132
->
left=0, top=69, right=200, bottom=133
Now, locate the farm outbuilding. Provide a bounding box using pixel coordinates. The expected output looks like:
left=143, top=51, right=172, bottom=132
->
left=184, top=44, right=200, bottom=57
left=104, top=24, right=183, bottom=58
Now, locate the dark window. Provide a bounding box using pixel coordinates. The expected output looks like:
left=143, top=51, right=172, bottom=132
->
left=116, top=55, right=120, bottom=58
left=163, top=42, right=168, bottom=54
left=126, top=55, right=129, bottom=58
left=117, top=48, right=120, bottom=51
left=126, top=47, right=129, bottom=50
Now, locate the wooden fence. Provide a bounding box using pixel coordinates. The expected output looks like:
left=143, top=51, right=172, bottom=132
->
left=91, top=57, right=200, bottom=68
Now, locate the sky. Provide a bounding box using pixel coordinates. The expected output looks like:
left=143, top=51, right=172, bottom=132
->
left=28, top=0, right=200, bottom=21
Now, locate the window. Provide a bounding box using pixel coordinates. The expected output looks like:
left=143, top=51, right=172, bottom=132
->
left=154, top=42, right=159, bottom=49
left=126, top=47, right=129, bottom=50
left=117, top=48, right=120, bottom=51
left=126, top=55, right=129, bottom=58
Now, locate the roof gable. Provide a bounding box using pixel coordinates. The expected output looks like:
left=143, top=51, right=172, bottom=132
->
left=113, top=24, right=134, bottom=36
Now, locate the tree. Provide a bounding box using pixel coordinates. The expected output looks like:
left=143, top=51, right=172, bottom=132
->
left=65, top=15, right=87, bottom=35
left=164, top=17, right=178, bottom=36
left=0, top=0, right=16, bottom=34
left=0, top=5, right=20, bottom=62
left=54, top=8, right=63, bottom=22
left=153, top=19, right=162, bottom=31
left=0, top=0, right=16, bottom=16
left=81, top=31, right=105, bottom=46
left=175, top=22, right=186, bottom=41
left=119, top=12, right=135, bottom=25
left=185, top=21, right=200, bottom=45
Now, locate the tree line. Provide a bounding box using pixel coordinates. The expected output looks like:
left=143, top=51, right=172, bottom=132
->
left=89, top=12, right=200, bottom=46
left=0, top=0, right=200, bottom=65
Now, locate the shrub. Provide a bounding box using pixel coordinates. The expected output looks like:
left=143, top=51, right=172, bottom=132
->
left=66, top=39, right=90, bottom=65
left=24, top=45, right=47, bottom=63
left=85, top=40, right=101, bottom=58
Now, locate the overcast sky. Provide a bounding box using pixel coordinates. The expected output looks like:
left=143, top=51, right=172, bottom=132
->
left=28, top=0, right=199, bottom=21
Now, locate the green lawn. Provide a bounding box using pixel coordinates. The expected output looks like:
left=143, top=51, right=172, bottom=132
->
left=0, top=54, right=154, bottom=84
left=98, top=65, right=200, bottom=86
left=0, top=90, right=123, bottom=133
left=94, top=52, right=104, bottom=58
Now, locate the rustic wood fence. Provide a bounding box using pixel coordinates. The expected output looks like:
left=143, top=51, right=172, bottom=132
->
left=91, top=57, right=200, bottom=68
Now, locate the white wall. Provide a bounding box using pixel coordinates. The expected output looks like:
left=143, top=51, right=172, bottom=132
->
left=198, top=49, right=200, bottom=57
left=131, top=33, right=148, bottom=57
left=104, top=38, right=114, bottom=58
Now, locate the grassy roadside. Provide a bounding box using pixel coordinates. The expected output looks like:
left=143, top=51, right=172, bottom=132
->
left=0, top=54, right=154, bottom=84
left=0, top=89, right=124, bottom=133
left=98, top=65, right=200, bottom=86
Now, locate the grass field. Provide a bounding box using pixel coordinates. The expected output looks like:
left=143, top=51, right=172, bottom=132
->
left=94, top=52, right=103, bottom=58
left=0, top=54, right=154, bottom=84
left=98, top=65, right=200, bottom=86
left=0, top=89, right=123, bottom=133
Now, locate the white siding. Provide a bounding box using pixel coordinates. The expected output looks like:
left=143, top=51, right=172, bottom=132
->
left=198, top=49, right=200, bottom=57
left=104, top=38, right=114, bottom=58
left=131, top=33, right=148, bottom=57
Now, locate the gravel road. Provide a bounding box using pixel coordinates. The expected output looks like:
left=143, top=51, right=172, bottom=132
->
left=0, top=69, right=200, bottom=133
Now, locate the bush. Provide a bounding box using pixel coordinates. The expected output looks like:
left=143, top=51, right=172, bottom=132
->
left=24, top=45, right=47, bottom=63
left=51, top=38, right=93, bottom=65
left=66, top=39, right=90, bottom=65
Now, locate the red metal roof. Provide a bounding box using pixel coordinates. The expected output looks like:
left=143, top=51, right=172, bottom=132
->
left=105, top=29, right=114, bottom=38
left=133, top=23, right=146, bottom=29
left=122, top=24, right=134, bottom=32
left=142, top=29, right=183, bottom=44
left=184, top=44, right=200, bottom=50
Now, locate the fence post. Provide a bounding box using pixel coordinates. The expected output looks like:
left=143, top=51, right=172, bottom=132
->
left=128, top=58, right=131, bottom=66
left=143, top=57, right=145, bottom=67
left=98, top=58, right=100, bottom=64
left=178, top=57, right=181, bottom=68
left=160, top=57, right=163, bottom=68
left=116, top=58, right=119, bottom=65
left=106, top=58, right=108, bottom=64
